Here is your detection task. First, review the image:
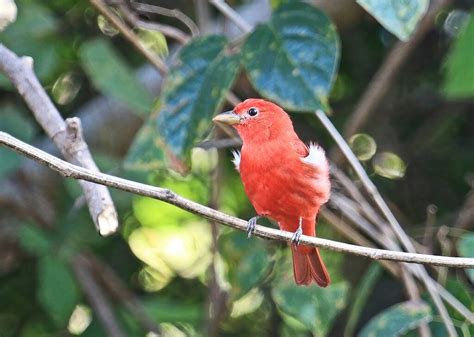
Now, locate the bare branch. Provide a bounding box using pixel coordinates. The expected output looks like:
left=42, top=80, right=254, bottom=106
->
left=131, top=1, right=200, bottom=36
left=90, top=0, right=168, bottom=75
left=210, top=0, right=252, bottom=34
left=315, top=109, right=460, bottom=336
left=1, top=132, right=474, bottom=269
left=0, top=44, right=118, bottom=236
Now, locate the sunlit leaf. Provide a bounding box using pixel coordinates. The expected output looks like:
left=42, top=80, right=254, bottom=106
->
left=0, top=105, right=36, bottom=177
left=272, top=273, right=348, bottom=337
left=37, top=255, right=79, bottom=326
left=79, top=38, right=154, bottom=115
left=125, top=35, right=239, bottom=172
left=358, top=301, right=432, bottom=337
left=357, top=0, right=429, bottom=41
left=242, top=2, right=340, bottom=112
left=373, top=152, right=406, bottom=179
left=97, top=14, right=119, bottom=36
left=138, top=29, right=168, bottom=57
left=457, top=232, right=474, bottom=282
left=52, top=72, right=82, bottom=105
left=349, top=133, right=377, bottom=161
left=68, top=304, right=92, bottom=335
left=230, top=288, right=265, bottom=318
left=443, top=12, right=474, bottom=98
left=0, top=0, right=17, bottom=31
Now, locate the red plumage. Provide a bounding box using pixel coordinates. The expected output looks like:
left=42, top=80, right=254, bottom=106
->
left=214, top=99, right=331, bottom=287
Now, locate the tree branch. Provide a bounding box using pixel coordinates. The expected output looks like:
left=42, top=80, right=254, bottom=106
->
left=0, top=44, right=119, bottom=236
left=1, top=132, right=473, bottom=269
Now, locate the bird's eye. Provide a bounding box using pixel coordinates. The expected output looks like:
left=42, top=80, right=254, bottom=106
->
left=248, top=107, right=259, bottom=116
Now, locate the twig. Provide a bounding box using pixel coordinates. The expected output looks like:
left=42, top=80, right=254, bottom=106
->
left=131, top=1, right=199, bottom=36
left=0, top=44, right=118, bottom=236
left=72, top=254, right=127, bottom=337
left=315, top=109, right=459, bottom=336
left=342, top=0, right=452, bottom=138
left=194, top=0, right=213, bottom=34
left=209, top=0, right=252, bottom=34
left=86, top=253, right=162, bottom=336
left=90, top=0, right=168, bottom=75
left=118, top=2, right=191, bottom=44
left=1, top=132, right=474, bottom=269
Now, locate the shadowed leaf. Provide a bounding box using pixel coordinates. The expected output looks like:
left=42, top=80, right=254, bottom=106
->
left=358, top=300, right=432, bottom=337
left=242, top=2, right=340, bottom=112
left=457, top=232, right=474, bottom=282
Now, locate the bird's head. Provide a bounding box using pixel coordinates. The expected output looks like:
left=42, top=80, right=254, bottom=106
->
left=213, top=98, right=294, bottom=142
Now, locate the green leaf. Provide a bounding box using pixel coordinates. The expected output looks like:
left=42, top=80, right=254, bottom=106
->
left=344, top=263, right=383, bottom=337
left=125, top=35, right=240, bottom=172
left=0, top=1, right=60, bottom=87
left=358, top=301, right=432, bottom=337
left=443, top=12, right=474, bottom=98
left=272, top=264, right=348, bottom=337
left=142, top=296, right=201, bottom=323
left=242, top=2, right=340, bottom=112
left=0, top=105, right=36, bottom=177
left=37, top=255, right=79, bottom=326
left=356, top=0, right=429, bottom=41
left=457, top=232, right=474, bottom=282
left=18, top=224, right=52, bottom=256
left=79, top=38, right=154, bottom=115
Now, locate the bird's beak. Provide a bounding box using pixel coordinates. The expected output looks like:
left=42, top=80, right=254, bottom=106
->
left=212, top=111, right=241, bottom=125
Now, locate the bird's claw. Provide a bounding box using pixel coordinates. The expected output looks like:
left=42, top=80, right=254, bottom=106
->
left=247, top=216, right=259, bottom=238
left=291, top=226, right=303, bottom=246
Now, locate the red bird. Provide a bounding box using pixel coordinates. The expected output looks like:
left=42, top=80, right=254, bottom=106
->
left=213, top=99, right=331, bottom=287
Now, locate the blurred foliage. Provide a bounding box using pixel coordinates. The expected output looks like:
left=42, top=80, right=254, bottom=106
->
left=0, top=0, right=473, bottom=337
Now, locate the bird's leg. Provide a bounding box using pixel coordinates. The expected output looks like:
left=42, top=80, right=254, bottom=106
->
left=246, top=216, right=260, bottom=238
left=291, top=217, right=303, bottom=246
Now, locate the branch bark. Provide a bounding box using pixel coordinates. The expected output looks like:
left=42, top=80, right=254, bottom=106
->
left=1, top=131, right=473, bottom=269
left=0, top=44, right=119, bottom=236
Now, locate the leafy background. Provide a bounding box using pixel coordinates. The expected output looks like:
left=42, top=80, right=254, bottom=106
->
left=0, top=0, right=473, bottom=337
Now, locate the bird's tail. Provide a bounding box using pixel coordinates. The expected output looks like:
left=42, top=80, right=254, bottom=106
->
left=291, top=245, right=331, bottom=287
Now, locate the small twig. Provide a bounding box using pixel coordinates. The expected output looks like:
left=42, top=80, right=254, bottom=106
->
left=72, top=254, right=126, bottom=337
left=2, top=132, right=474, bottom=269
left=0, top=44, right=118, bottom=236
left=90, top=0, right=168, bottom=75
left=210, top=0, right=252, bottom=34
left=86, top=253, right=162, bottom=336
left=194, top=0, right=213, bottom=33
left=342, top=0, right=452, bottom=138
left=315, top=109, right=459, bottom=336
left=131, top=1, right=199, bottom=36
left=118, top=2, right=191, bottom=44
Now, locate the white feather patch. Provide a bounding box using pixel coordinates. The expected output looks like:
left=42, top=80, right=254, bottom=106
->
left=231, top=150, right=241, bottom=171
left=302, top=142, right=327, bottom=168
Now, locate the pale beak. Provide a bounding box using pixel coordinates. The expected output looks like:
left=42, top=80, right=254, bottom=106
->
left=212, top=110, right=241, bottom=125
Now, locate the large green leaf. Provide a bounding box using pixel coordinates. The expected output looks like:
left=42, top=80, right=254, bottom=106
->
left=443, top=12, right=474, bottom=98
left=37, top=255, right=79, bottom=326
left=125, top=35, right=240, bottom=172
left=79, top=38, right=154, bottom=115
left=272, top=256, right=348, bottom=337
left=457, top=232, right=474, bottom=282
left=358, top=301, right=432, bottom=337
left=242, top=2, right=340, bottom=112
left=357, top=0, right=429, bottom=41
left=18, top=224, right=52, bottom=256
left=0, top=105, right=36, bottom=177
left=0, top=1, right=60, bottom=88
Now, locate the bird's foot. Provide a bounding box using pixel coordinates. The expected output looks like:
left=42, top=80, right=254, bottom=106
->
left=246, top=216, right=260, bottom=238
left=291, top=217, right=303, bottom=246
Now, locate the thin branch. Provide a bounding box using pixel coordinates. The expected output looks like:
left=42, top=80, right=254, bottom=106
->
left=210, top=0, right=252, bottom=34
left=72, top=254, right=127, bottom=337
left=342, top=0, right=452, bottom=138
left=90, top=0, right=168, bottom=75
left=315, top=109, right=460, bottom=336
left=131, top=1, right=200, bottom=36
left=194, top=0, right=213, bottom=34
left=118, top=2, right=191, bottom=44
left=0, top=44, right=118, bottom=236
left=1, top=132, right=474, bottom=269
